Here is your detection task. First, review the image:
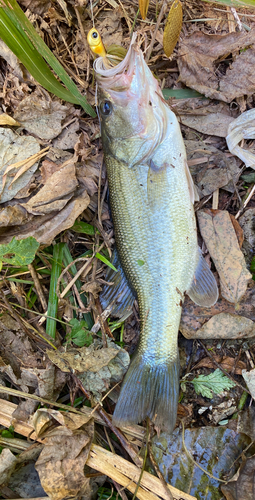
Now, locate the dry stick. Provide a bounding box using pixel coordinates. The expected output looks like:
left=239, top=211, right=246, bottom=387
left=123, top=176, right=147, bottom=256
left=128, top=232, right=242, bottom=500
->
left=104, top=428, right=129, bottom=500
left=131, top=423, right=149, bottom=500
left=235, top=183, right=255, bottom=220
left=0, top=397, right=195, bottom=500
left=198, top=340, right=250, bottom=396
left=28, top=264, right=47, bottom=312
left=0, top=394, right=145, bottom=443
left=74, top=375, right=143, bottom=468
left=58, top=242, right=105, bottom=299
left=148, top=444, right=174, bottom=500
left=145, top=1, right=167, bottom=63
left=0, top=289, right=54, bottom=349
left=67, top=272, right=87, bottom=312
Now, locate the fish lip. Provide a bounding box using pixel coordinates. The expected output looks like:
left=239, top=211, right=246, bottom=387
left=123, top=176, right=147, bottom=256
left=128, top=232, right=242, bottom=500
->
left=94, top=33, right=139, bottom=91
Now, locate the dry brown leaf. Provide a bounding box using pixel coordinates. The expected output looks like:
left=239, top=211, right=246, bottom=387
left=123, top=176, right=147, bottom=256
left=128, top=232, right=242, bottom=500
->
left=0, top=39, right=24, bottom=79
left=33, top=409, right=92, bottom=437
left=163, top=0, right=183, bottom=58
left=229, top=214, right=244, bottom=248
left=178, top=29, right=255, bottom=102
left=193, top=356, right=246, bottom=375
left=239, top=208, right=255, bottom=267
left=4, top=147, right=49, bottom=191
left=180, top=112, right=234, bottom=138
left=35, top=411, right=94, bottom=500
left=182, top=312, right=255, bottom=340
left=0, top=449, right=18, bottom=486
left=0, top=313, right=67, bottom=421
left=53, top=120, right=80, bottom=150
left=220, top=48, right=255, bottom=105
left=180, top=281, right=255, bottom=338
left=175, top=98, right=234, bottom=137
left=221, top=455, right=255, bottom=500
left=22, top=158, right=78, bottom=215
left=40, top=160, right=60, bottom=184
left=0, top=205, right=31, bottom=228
left=13, top=88, right=70, bottom=140
left=197, top=209, right=252, bottom=303
left=185, top=140, right=241, bottom=198
left=226, top=109, right=255, bottom=169
left=0, top=113, right=20, bottom=126
left=0, top=189, right=90, bottom=245
left=47, top=340, right=129, bottom=402
left=18, top=0, right=51, bottom=15
left=0, top=128, right=40, bottom=203
left=96, top=9, right=123, bottom=48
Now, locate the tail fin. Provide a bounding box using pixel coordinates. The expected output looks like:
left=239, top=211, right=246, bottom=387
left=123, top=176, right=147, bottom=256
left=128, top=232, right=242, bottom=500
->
left=113, top=354, right=179, bottom=433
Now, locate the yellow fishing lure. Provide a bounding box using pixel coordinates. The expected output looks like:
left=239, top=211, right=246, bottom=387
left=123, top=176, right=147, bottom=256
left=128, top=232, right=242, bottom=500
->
left=87, top=28, right=106, bottom=57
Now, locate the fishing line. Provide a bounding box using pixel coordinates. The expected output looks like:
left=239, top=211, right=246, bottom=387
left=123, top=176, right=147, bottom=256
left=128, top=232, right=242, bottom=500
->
left=89, top=0, right=95, bottom=28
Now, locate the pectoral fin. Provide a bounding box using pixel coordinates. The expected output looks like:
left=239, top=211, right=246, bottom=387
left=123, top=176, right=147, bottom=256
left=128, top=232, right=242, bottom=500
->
left=187, top=250, right=218, bottom=307
left=185, top=160, right=199, bottom=204
left=100, top=248, right=135, bottom=320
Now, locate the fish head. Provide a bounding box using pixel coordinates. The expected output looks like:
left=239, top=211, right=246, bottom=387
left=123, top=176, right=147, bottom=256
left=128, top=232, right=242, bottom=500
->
left=94, top=34, right=168, bottom=166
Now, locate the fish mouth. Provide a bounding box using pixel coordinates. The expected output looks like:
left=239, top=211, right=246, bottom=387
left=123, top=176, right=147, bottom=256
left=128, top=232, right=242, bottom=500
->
left=94, top=33, right=142, bottom=93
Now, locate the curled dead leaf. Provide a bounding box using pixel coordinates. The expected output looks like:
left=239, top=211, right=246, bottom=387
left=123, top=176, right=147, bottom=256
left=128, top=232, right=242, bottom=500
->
left=35, top=409, right=94, bottom=500
left=193, top=356, right=246, bottom=375
left=197, top=209, right=251, bottom=303
left=178, top=29, right=255, bottom=102
left=221, top=455, right=255, bottom=500
left=226, top=109, right=255, bottom=169
left=47, top=340, right=130, bottom=402
left=0, top=113, right=20, bottom=126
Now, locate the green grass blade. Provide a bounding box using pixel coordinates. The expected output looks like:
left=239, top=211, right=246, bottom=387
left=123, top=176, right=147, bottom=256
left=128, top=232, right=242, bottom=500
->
left=202, top=0, right=255, bottom=7
left=46, top=243, right=65, bottom=339
left=0, top=0, right=96, bottom=116
left=95, top=252, right=118, bottom=272
left=162, top=88, right=203, bottom=99
left=62, top=245, right=94, bottom=329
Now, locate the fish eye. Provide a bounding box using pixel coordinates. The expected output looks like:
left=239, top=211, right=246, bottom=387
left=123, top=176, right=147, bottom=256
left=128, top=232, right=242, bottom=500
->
left=100, top=100, right=112, bottom=116
left=92, top=31, right=98, bottom=39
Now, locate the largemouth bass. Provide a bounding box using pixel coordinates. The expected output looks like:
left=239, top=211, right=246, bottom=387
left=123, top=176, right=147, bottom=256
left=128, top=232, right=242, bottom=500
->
left=95, top=35, right=218, bottom=432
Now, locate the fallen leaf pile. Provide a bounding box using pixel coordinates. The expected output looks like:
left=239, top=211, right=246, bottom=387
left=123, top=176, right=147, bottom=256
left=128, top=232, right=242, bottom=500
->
left=0, top=1, right=255, bottom=500
left=178, top=29, right=255, bottom=102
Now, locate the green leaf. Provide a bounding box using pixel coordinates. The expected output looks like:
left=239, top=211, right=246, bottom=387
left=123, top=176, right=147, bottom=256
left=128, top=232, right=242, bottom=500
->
left=0, top=237, right=39, bottom=266
left=0, top=0, right=96, bottom=116
left=95, top=252, right=118, bottom=272
left=241, top=172, right=255, bottom=184
left=71, top=221, right=95, bottom=235
left=191, top=369, right=236, bottom=399
left=137, top=259, right=145, bottom=266
left=162, top=88, right=203, bottom=99
left=250, top=256, right=255, bottom=274
left=68, top=318, right=93, bottom=347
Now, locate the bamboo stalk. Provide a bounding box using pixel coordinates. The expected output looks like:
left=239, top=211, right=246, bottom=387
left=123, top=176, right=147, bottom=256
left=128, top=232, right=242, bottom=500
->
left=0, top=398, right=196, bottom=500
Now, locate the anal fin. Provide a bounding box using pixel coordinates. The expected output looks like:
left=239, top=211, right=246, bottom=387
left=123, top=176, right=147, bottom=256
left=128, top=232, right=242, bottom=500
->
left=100, top=248, right=135, bottom=320
left=187, top=250, right=218, bottom=307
